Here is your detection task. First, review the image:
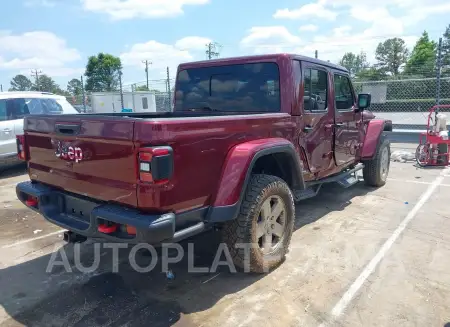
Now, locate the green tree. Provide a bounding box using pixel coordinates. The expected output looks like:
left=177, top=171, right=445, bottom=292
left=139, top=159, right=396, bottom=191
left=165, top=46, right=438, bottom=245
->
left=9, top=74, right=33, bottom=91
left=32, top=74, right=59, bottom=93
left=67, top=78, right=82, bottom=96
left=135, top=85, right=149, bottom=91
left=339, top=51, right=368, bottom=77
left=442, top=24, right=450, bottom=76
left=375, top=37, right=409, bottom=76
left=85, top=53, right=122, bottom=92
left=404, top=31, right=437, bottom=77
left=355, top=66, right=388, bottom=81
left=53, top=88, right=71, bottom=97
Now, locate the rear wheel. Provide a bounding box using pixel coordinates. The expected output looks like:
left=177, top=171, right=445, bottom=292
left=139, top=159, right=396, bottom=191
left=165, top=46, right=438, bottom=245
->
left=222, top=174, right=295, bottom=273
left=363, top=135, right=390, bottom=187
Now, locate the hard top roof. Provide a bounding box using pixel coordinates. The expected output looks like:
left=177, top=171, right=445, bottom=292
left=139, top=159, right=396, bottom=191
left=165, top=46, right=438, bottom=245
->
left=0, top=91, right=65, bottom=100
left=178, top=53, right=348, bottom=73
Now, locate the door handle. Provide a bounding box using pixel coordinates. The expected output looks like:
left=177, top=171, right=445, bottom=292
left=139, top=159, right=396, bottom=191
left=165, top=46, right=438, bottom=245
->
left=3, top=128, right=12, bottom=133
left=325, top=123, right=344, bottom=129
left=303, top=125, right=313, bottom=133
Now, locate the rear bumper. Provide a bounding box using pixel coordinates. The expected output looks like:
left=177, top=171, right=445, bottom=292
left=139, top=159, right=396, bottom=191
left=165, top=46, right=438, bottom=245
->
left=16, top=181, right=177, bottom=244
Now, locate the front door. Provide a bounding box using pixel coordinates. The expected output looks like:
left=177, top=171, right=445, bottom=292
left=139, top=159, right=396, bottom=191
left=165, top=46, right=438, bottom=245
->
left=333, top=72, right=360, bottom=166
left=299, top=62, right=334, bottom=175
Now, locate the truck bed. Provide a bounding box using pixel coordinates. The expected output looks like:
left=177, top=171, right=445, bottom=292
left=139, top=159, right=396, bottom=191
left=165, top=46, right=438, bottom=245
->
left=22, top=112, right=293, bottom=212
left=80, top=111, right=263, bottom=119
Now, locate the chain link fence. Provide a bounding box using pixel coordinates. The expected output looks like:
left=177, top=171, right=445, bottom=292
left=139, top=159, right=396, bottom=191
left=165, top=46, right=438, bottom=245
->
left=353, top=77, right=450, bottom=130
left=66, top=78, right=175, bottom=114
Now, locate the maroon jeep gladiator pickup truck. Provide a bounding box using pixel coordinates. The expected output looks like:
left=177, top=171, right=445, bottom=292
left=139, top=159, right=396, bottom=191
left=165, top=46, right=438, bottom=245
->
left=16, top=54, right=391, bottom=273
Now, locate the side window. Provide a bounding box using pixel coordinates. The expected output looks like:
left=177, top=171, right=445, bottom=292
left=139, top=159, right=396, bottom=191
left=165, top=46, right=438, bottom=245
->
left=142, top=97, right=149, bottom=110
left=0, top=100, right=7, bottom=121
left=40, top=99, right=63, bottom=114
left=0, top=98, right=30, bottom=120
left=26, top=98, right=43, bottom=115
left=303, top=68, right=328, bottom=112
left=334, top=74, right=355, bottom=111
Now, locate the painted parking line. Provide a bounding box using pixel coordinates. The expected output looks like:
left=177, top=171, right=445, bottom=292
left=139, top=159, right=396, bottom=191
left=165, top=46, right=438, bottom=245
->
left=0, top=181, right=26, bottom=189
left=318, top=166, right=450, bottom=327
left=388, top=177, right=450, bottom=187
left=1, top=229, right=66, bottom=249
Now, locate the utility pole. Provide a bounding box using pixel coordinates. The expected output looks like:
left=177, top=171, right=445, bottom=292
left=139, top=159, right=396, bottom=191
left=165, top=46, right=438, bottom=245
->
left=315, top=50, right=318, bottom=59
left=436, top=37, right=443, bottom=106
left=31, top=69, right=42, bottom=90
left=142, top=60, right=152, bottom=90
left=167, top=67, right=171, bottom=111
left=81, top=75, right=86, bottom=113
left=119, top=70, right=124, bottom=111
left=206, top=42, right=221, bottom=60
left=0, top=84, right=3, bottom=92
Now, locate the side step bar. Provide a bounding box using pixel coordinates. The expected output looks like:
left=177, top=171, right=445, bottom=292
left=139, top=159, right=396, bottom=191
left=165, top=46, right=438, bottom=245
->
left=294, top=163, right=364, bottom=202
left=306, top=163, right=364, bottom=187
left=294, top=185, right=322, bottom=202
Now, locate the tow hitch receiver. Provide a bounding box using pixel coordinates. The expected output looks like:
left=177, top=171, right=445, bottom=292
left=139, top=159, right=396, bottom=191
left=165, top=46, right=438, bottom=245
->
left=63, top=231, right=87, bottom=243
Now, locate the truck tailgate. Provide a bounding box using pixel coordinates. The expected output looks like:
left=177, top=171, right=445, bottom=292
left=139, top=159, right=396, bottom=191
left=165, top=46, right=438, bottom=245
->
left=24, top=115, right=138, bottom=207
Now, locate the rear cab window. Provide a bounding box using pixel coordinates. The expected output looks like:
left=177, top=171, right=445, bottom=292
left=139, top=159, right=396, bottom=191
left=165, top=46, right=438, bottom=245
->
left=174, top=62, right=280, bottom=113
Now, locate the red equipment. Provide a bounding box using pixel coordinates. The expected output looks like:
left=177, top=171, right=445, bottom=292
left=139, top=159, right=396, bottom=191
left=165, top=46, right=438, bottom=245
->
left=416, top=105, right=450, bottom=167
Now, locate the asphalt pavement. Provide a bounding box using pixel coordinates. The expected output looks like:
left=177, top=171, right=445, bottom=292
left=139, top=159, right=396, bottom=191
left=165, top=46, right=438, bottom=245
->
left=1, top=145, right=450, bottom=327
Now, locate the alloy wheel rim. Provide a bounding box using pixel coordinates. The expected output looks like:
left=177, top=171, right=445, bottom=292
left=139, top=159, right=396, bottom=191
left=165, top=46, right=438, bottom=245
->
left=256, top=195, right=287, bottom=254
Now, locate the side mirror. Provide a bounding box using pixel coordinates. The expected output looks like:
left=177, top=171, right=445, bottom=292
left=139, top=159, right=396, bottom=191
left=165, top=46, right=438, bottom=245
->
left=357, top=93, right=371, bottom=111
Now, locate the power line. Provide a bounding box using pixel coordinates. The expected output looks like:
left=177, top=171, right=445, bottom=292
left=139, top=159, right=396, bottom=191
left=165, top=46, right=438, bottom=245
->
left=206, top=42, right=221, bottom=60
left=142, top=60, right=152, bottom=89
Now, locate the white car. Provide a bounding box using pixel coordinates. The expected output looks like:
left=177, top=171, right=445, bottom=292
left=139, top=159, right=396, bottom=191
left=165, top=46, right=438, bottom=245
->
left=0, top=92, right=79, bottom=170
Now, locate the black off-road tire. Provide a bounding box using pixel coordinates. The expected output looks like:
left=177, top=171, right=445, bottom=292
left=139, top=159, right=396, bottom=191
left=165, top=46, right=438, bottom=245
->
left=363, top=134, right=391, bottom=187
left=222, top=174, right=295, bottom=273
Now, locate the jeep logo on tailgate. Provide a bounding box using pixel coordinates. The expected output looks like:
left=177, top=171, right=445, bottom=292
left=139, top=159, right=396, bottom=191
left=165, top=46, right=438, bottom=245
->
left=53, top=140, right=83, bottom=163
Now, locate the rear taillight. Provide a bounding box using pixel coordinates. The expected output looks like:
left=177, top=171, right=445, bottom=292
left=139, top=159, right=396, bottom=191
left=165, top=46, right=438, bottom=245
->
left=138, top=146, right=173, bottom=184
left=16, top=135, right=28, bottom=161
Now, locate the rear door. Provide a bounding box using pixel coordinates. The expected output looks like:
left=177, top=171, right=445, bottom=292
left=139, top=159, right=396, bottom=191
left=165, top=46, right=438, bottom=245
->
left=333, top=72, right=360, bottom=166
left=25, top=115, right=138, bottom=206
left=0, top=98, right=22, bottom=159
left=299, top=62, right=334, bottom=175
left=0, top=117, right=17, bottom=158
